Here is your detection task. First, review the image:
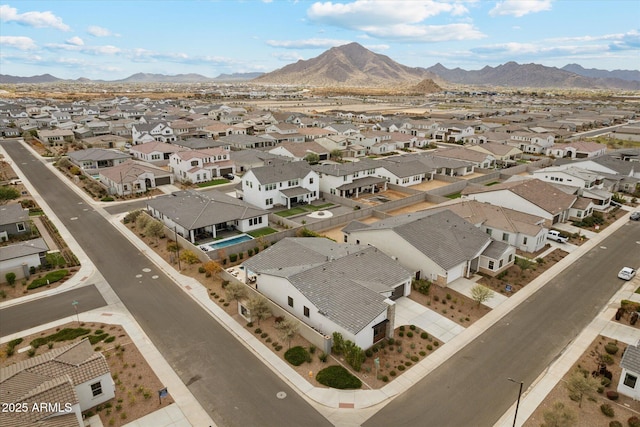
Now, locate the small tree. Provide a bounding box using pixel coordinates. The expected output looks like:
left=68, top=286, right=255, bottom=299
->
left=225, top=281, right=247, bottom=303
left=276, top=317, right=299, bottom=349
left=330, top=149, right=343, bottom=161
left=135, top=213, right=151, bottom=230
left=203, top=260, right=222, bottom=278
left=565, top=370, right=599, bottom=408
left=470, top=284, right=494, bottom=307
left=246, top=296, right=271, bottom=325
left=144, top=219, right=165, bottom=243
left=5, top=272, right=16, bottom=286
left=304, top=153, right=320, bottom=165
left=0, top=186, right=20, bottom=204
left=179, top=250, right=199, bottom=265
left=542, top=401, right=576, bottom=427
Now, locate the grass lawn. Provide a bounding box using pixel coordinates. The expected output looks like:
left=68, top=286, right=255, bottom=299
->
left=446, top=192, right=462, bottom=199
left=248, top=227, right=278, bottom=238
left=276, top=203, right=334, bottom=217
left=485, top=181, right=500, bottom=186
left=197, top=179, right=230, bottom=188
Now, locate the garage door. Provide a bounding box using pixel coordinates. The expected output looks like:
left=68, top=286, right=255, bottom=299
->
left=447, top=264, right=465, bottom=283
left=155, top=176, right=172, bottom=185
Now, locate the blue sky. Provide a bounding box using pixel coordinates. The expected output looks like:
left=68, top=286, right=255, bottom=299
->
left=1, top=0, right=638, bottom=80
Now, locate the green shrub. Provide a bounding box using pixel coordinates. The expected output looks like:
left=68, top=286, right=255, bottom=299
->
left=104, top=336, right=116, bottom=343
left=30, top=328, right=90, bottom=348
left=316, top=366, right=362, bottom=389
left=409, top=324, right=416, bottom=330
left=399, top=326, right=405, bottom=331
left=198, top=266, right=206, bottom=274
left=604, top=343, right=619, bottom=355
left=5, top=272, right=16, bottom=286
left=630, top=416, right=640, bottom=427
left=397, top=365, right=405, bottom=371
left=600, top=403, right=615, bottom=417
left=248, top=249, right=253, bottom=256
left=27, top=269, right=69, bottom=290
left=609, top=421, right=622, bottom=427
left=284, top=346, right=311, bottom=366
left=89, top=333, right=109, bottom=345
left=406, top=331, right=413, bottom=338
left=601, top=354, right=615, bottom=366
left=421, top=332, right=428, bottom=339
left=318, top=352, right=328, bottom=363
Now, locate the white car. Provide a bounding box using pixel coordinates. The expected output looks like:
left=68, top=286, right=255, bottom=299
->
left=618, top=267, right=637, bottom=281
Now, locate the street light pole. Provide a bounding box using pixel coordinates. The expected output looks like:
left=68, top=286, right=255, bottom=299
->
left=508, top=378, right=524, bottom=427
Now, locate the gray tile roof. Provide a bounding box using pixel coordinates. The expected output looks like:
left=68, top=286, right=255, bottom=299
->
left=67, top=148, right=130, bottom=162
left=0, top=238, right=49, bottom=262
left=378, top=159, right=428, bottom=177
left=621, top=343, right=640, bottom=374
left=147, top=189, right=268, bottom=230
left=312, top=158, right=381, bottom=176
left=249, top=161, right=313, bottom=184
left=354, top=210, right=492, bottom=270
left=244, top=238, right=411, bottom=334
left=0, top=203, right=29, bottom=226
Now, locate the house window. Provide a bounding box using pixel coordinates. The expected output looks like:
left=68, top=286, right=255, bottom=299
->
left=304, top=306, right=310, bottom=317
left=508, top=254, right=513, bottom=262
left=486, top=229, right=492, bottom=236
left=16, top=222, right=26, bottom=232
left=523, top=237, right=528, bottom=245
left=499, top=259, right=503, bottom=268
left=502, top=233, right=509, bottom=242
left=488, top=261, right=495, bottom=270
left=372, top=320, right=388, bottom=343
left=309, top=177, right=314, bottom=184
left=624, top=373, right=637, bottom=388
left=288, top=296, right=293, bottom=308
left=91, top=381, right=103, bottom=397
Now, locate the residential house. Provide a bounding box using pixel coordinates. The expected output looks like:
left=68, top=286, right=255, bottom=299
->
left=243, top=238, right=413, bottom=349
left=376, top=158, right=431, bottom=187
left=130, top=141, right=186, bottom=166
left=99, top=160, right=174, bottom=196
left=67, top=148, right=131, bottom=171
left=0, top=237, right=49, bottom=280
left=547, top=140, right=607, bottom=159
left=532, top=166, right=612, bottom=211
left=312, top=159, right=387, bottom=198
left=37, top=129, right=75, bottom=146
left=432, top=122, right=475, bottom=143
left=146, top=190, right=269, bottom=243
left=617, top=342, right=640, bottom=400
left=462, top=178, right=578, bottom=225
left=434, top=200, right=548, bottom=253
left=218, top=134, right=277, bottom=149
left=433, top=147, right=496, bottom=169
left=612, top=125, right=640, bottom=142
left=0, top=339, right=115, bottom=427
left=268, top=141, right=330, bottom=162
left=508, top=132, right=555, bottom=154
left=343, top=209, right=515, bottom=286
left=230, top=149, right=291, bottom=174
left=467, top=142, right=522, bottom=165
left=169, top=147, right=235, bottom=183
left=0, top=204, right=31, bottom=240
left=131, top=122, right=176, bottom=144
left=240, top=161, right=319, bottom=209
left=323, top=123, right=361, bottom=136
left=81, top=134, right=129, bottom=150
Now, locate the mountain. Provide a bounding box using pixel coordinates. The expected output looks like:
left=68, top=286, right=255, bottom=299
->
left=254, top=42, right=436, bottom=87
left=214, top=72, right=264, bottom=81
left=114, top=73, right=214, bottom=83
left=0, top=74, right=63, bottom=84
left=425, top=62, right=640, bottom=90
left=562, top=64, right=640, bottom=82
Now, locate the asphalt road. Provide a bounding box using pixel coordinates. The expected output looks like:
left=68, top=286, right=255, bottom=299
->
left=1, top=140, right=331, bottom=427
left=365, top=222, right=640, bottom=427
left=0, top=285, right=106, bottom=336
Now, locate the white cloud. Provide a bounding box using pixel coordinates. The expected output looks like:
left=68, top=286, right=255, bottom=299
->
left=363, top=23, right=485, bottom=42
left=266, top=38, right=352, bottom=49
left=87, top=25, right=117, bottom=37
left=66, top=36, right=84, bottom=46
left=273, top=51, right=305, bottom=62
left=308, top=1, right=467, bottom=26
left=0, top=5, right=70, bottom=31
left=307, top=1, right=483, bottom=42
left=489, top=0, right=552, bottom=17
left=45, top=43, right=121, bottom=55
left=0, top=36, right=37, bottom=50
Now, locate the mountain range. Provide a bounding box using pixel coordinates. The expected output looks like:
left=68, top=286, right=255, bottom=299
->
left=1, top=43, right=638, bottom=89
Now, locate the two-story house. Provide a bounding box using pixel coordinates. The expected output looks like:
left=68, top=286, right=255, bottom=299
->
left=169, top=147, right=235, bottom=183
left=312, top=159, right=387, bottom=198
left=239, top=161, right=319, bottom=209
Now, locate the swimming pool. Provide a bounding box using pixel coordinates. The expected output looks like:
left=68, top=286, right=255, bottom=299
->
left=201, top=234, right=253, bottom=251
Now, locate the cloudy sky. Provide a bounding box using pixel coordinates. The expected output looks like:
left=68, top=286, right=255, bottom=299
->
left=1, top=0, right=638, bottom=80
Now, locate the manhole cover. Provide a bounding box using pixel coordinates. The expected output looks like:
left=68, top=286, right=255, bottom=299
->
left=276, top=391, right=287, bottom=399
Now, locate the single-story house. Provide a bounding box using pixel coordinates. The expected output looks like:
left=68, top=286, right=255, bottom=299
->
left=243, top=238, right=413, bottom=349
left=67, top=148, right=132, bottom=171
left=0, top=339, right=115, bottom=427
left=0, top=237, right=49, bottom=281
left=99, top=160, right=174, bottom=196
left=0, top=203, right=31, bottom=240
left=618, top=342, right=640, bottom=400
left=146, top=189, right=269, bottom=243
left=343, top=209, right=515, bottom=286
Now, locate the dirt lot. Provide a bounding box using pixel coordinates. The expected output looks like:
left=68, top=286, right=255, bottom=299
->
left=409, top=285, right=491, bottom=327
left=524, top=335, right=640, bottom=426
left=0, top=322, right=173, bottom=427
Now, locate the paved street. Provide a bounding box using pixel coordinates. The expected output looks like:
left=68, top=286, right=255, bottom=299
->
left=1, top=140, right=332, bottom=427
left=0, top=285, right=106, bottom=336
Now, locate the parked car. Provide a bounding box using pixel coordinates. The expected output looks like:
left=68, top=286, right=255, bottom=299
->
left=618, top=267, right=637, bottom=281
left=547, top=230, right=569, bottom=243
left=224, top=173, right=235, bottom=180
left=630, top=211, right=640, bottom=221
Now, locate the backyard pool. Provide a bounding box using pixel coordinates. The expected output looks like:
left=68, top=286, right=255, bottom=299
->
left=201, top=234, right=253, bottom=251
